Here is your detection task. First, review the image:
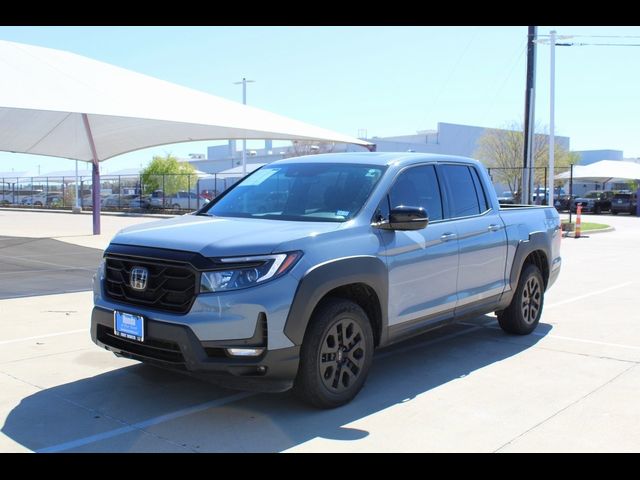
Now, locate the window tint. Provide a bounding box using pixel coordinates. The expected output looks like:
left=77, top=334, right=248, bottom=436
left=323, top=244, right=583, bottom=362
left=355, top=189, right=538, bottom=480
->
left=470, top=167, right=489, bottom=212
left=441, top=164, right=480, bottom=217
left=389, top=165, right=443, bottom=220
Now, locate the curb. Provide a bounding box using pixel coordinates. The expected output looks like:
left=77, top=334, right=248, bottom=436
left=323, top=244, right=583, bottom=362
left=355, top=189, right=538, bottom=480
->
left=0, top=207, right=176, bottom=219
left=563, top=226, right=615, bottom=238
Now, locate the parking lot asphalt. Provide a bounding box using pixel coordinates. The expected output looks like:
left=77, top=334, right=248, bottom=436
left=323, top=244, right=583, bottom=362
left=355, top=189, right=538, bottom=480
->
left=0, top=210, right=639, bottom=452
left=0, top=236, right=102, bottom=299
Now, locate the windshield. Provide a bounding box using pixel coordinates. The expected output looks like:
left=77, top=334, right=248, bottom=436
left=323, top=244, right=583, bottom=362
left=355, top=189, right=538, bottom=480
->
left=501, top=192, right=514, bottom=198
left=202, top=163, right=386, bottom=222
left=585, top=191, right=600, bottom=198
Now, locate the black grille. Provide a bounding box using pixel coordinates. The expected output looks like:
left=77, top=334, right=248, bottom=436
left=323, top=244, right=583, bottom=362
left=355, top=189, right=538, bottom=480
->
left=104, top=255, right=196, bottom=314
left=97, top=324, right=185, bottom=364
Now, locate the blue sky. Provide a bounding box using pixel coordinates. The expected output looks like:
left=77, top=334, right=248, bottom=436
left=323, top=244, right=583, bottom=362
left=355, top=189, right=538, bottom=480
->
left=1, top=26, right=639, bottom=175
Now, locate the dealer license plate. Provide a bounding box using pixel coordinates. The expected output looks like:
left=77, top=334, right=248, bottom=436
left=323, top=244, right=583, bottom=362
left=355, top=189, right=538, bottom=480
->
left=114, top=311, right=144, bottom=342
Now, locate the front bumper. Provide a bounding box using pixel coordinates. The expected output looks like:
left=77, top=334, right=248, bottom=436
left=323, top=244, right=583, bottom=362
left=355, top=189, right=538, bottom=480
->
left=91, top=307, right=300, bottom=392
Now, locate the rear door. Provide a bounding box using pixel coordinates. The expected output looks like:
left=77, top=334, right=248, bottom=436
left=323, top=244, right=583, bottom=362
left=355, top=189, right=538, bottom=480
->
left=438, top=164, right=508, bottom=314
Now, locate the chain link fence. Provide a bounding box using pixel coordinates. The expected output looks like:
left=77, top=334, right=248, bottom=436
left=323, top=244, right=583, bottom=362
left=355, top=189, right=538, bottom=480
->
left=0, top=173, right=243, bottom=213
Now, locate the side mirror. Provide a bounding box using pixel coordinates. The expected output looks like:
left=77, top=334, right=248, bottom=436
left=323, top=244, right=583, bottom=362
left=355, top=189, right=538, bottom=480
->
left=378, top=205, right=428, bottom=231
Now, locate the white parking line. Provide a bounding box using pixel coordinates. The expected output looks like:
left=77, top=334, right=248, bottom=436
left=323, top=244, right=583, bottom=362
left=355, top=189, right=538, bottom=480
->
left=545, top=281, right=634, bottom=309
left=0, top=329, right=87, bottom=346
left=460, top=322, right=640, bottom=351
left=36, top=391, right=256, bottom=453
left=35, top=324, right=486, bottom=453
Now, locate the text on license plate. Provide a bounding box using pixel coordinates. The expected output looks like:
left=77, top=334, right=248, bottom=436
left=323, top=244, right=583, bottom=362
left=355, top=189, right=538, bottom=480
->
left=114, top=311, right=144, bottom=342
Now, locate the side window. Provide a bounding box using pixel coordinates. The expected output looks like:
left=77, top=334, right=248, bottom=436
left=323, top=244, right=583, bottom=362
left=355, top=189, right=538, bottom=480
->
left=470, top=167, right=490, bottom=212
left=389, top=165, right=443, bottom=221
left=441, top=164, right=480, bottom=218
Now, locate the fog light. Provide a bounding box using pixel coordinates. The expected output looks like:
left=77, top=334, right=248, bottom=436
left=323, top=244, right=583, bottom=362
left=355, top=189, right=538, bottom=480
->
left=226, top=348, right=265, bottom=357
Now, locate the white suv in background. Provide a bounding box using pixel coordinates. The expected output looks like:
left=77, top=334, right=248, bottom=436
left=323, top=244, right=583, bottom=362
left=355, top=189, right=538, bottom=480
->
left=165, top=191, right=208, bottom=210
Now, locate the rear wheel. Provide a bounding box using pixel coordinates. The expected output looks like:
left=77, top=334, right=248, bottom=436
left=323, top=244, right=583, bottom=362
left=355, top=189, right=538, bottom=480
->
left=294, top=298, right=374, bottom=409
left=612, top=210, right=619, bottom=215
left=498, top=264, right=544, bottom=335
left=594, top=205, right=601, bottom=214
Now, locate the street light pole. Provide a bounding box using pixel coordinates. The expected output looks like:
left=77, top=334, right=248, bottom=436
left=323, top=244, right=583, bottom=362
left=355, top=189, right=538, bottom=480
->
left=523, top=26, right=538, bottom=205
left=548, top=30, right=557, bottom=207
left=233, top=77, right=255, bottom=176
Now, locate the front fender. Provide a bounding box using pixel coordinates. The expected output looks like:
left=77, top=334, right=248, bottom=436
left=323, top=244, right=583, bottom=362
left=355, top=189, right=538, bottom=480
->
left=283, top=256, right=388, bottom=346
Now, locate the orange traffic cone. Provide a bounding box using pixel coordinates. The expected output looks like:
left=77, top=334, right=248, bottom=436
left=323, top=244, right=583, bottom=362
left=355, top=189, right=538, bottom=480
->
left=575, top=204, right=582, bottom=239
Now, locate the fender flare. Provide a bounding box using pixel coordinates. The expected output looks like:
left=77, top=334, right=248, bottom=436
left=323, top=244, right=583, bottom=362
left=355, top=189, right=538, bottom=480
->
left=508, top=231, right=551, bottom=293
left=283, top=256, right=388, bottom=346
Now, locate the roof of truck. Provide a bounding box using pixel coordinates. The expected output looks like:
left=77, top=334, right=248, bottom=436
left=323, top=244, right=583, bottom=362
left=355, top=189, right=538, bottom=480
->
left=270, top=152, right=481, bottom=168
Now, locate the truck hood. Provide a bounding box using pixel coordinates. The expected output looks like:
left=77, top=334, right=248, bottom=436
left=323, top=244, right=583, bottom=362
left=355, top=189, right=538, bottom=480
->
left=110, top=214, right=344, bottom=257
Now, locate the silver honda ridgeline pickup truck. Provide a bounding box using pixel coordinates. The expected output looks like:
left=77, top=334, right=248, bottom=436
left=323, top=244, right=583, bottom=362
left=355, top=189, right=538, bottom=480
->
left=92, top=153, right=561, bottom=408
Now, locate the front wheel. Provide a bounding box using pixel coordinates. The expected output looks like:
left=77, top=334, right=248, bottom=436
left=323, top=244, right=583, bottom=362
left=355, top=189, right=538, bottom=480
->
left=294, top=298, right=374, bottom=409
left=498, top=264, right=544, bottom=335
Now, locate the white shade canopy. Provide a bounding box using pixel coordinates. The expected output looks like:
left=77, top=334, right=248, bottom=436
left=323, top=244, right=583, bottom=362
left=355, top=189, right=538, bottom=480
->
left=0, top=40, right=372, bottom=234
left=555, top=160, right=640, bottom=182
left=0, top=40, right=371, bottom=162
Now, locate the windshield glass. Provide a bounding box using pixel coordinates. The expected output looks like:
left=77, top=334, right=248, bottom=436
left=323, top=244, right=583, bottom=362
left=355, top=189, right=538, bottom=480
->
left=585, top=191, right=600, bottom=198
left=203, top=163, right=386, bottom=222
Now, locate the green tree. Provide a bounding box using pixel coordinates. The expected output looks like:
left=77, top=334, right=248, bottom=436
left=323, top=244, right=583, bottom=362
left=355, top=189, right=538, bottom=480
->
left=141, top=154, right=198, bottom=195
left=474, top=122, right=578, bottom=201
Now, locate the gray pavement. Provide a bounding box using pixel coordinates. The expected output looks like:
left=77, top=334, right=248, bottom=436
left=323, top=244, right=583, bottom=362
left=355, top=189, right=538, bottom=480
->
left=0, top=236, right=103, bottom=299
left=0, top=209, right=639, bottom=452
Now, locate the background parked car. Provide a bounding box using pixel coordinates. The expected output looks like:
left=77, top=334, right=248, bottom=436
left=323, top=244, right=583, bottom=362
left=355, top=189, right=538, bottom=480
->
left=165, top=191, right=209, bottom=210
left=571, top=190, right=614, bottom=214
left=497, top=191, right=515, bottom=205
left=554, top=194, right=577, bottom=212
left=611, top=192, right=638, bottom=215
left=149, top=190, right=165, bottom=209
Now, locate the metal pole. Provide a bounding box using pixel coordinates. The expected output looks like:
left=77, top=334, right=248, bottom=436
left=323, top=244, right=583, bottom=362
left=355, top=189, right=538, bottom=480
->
left=569, top=163, right=573, bottom=224
left=522, top=26, right=538, bottom=205
left=233, top=77, right=255, bottom=177
left=242, top=78, right=247, bottom=177
left=548, top=30, right=557, bottom=207
left=75, top=160, right=80, bottom=209
left=82, top=113, right=101, bottom=235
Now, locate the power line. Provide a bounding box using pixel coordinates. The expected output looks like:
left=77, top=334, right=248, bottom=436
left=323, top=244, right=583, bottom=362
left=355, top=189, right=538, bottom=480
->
left=563, top=42, right=640, bottom=47
left=538, top=34, right=640, bottom=39
left=427, top=26, right=480, bottom=114
left=480, top=40, right=527, bottom=125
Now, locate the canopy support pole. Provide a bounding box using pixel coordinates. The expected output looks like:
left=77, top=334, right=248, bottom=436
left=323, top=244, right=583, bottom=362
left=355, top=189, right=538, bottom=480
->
left=82, top=114, right=101, bottom=235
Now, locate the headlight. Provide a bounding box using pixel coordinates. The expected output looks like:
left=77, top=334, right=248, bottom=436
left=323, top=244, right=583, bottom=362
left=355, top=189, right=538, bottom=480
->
left=200, top=251, right=302, bottom=293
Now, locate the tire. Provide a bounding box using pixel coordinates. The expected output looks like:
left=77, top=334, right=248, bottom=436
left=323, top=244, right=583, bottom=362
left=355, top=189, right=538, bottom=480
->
left=172, top=203, right=181, bottom=209
left=594, top=205, right=601, bottom=215
left=612, top=210, right=618, bottom=215
left=294, top=298, right=374, bottom=409
left=497, top=264, right=544, bottom=335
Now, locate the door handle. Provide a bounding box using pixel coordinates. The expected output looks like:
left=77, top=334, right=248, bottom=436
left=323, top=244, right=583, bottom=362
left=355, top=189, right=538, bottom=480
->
left=488, top=224, right=501, bottom=232
left=440, top=232, right=457, bottom=241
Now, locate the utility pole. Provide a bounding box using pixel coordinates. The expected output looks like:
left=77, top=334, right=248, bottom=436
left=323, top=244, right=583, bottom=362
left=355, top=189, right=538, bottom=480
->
left=522, top=26, right=537, bottom=205
left=548, top=30, right=557, bottom=207
left=233, top=77, right=255, bottom=176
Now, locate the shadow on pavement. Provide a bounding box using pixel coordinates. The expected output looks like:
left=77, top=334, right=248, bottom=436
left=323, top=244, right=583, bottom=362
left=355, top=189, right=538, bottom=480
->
left=2, top=318, right=551, bottom=452
left=0, top=236, right=102, bottom=299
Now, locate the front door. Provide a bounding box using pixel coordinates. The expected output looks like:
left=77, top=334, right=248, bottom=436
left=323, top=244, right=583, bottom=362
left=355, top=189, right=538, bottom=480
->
left=378, top=164, right=460, bottom=330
